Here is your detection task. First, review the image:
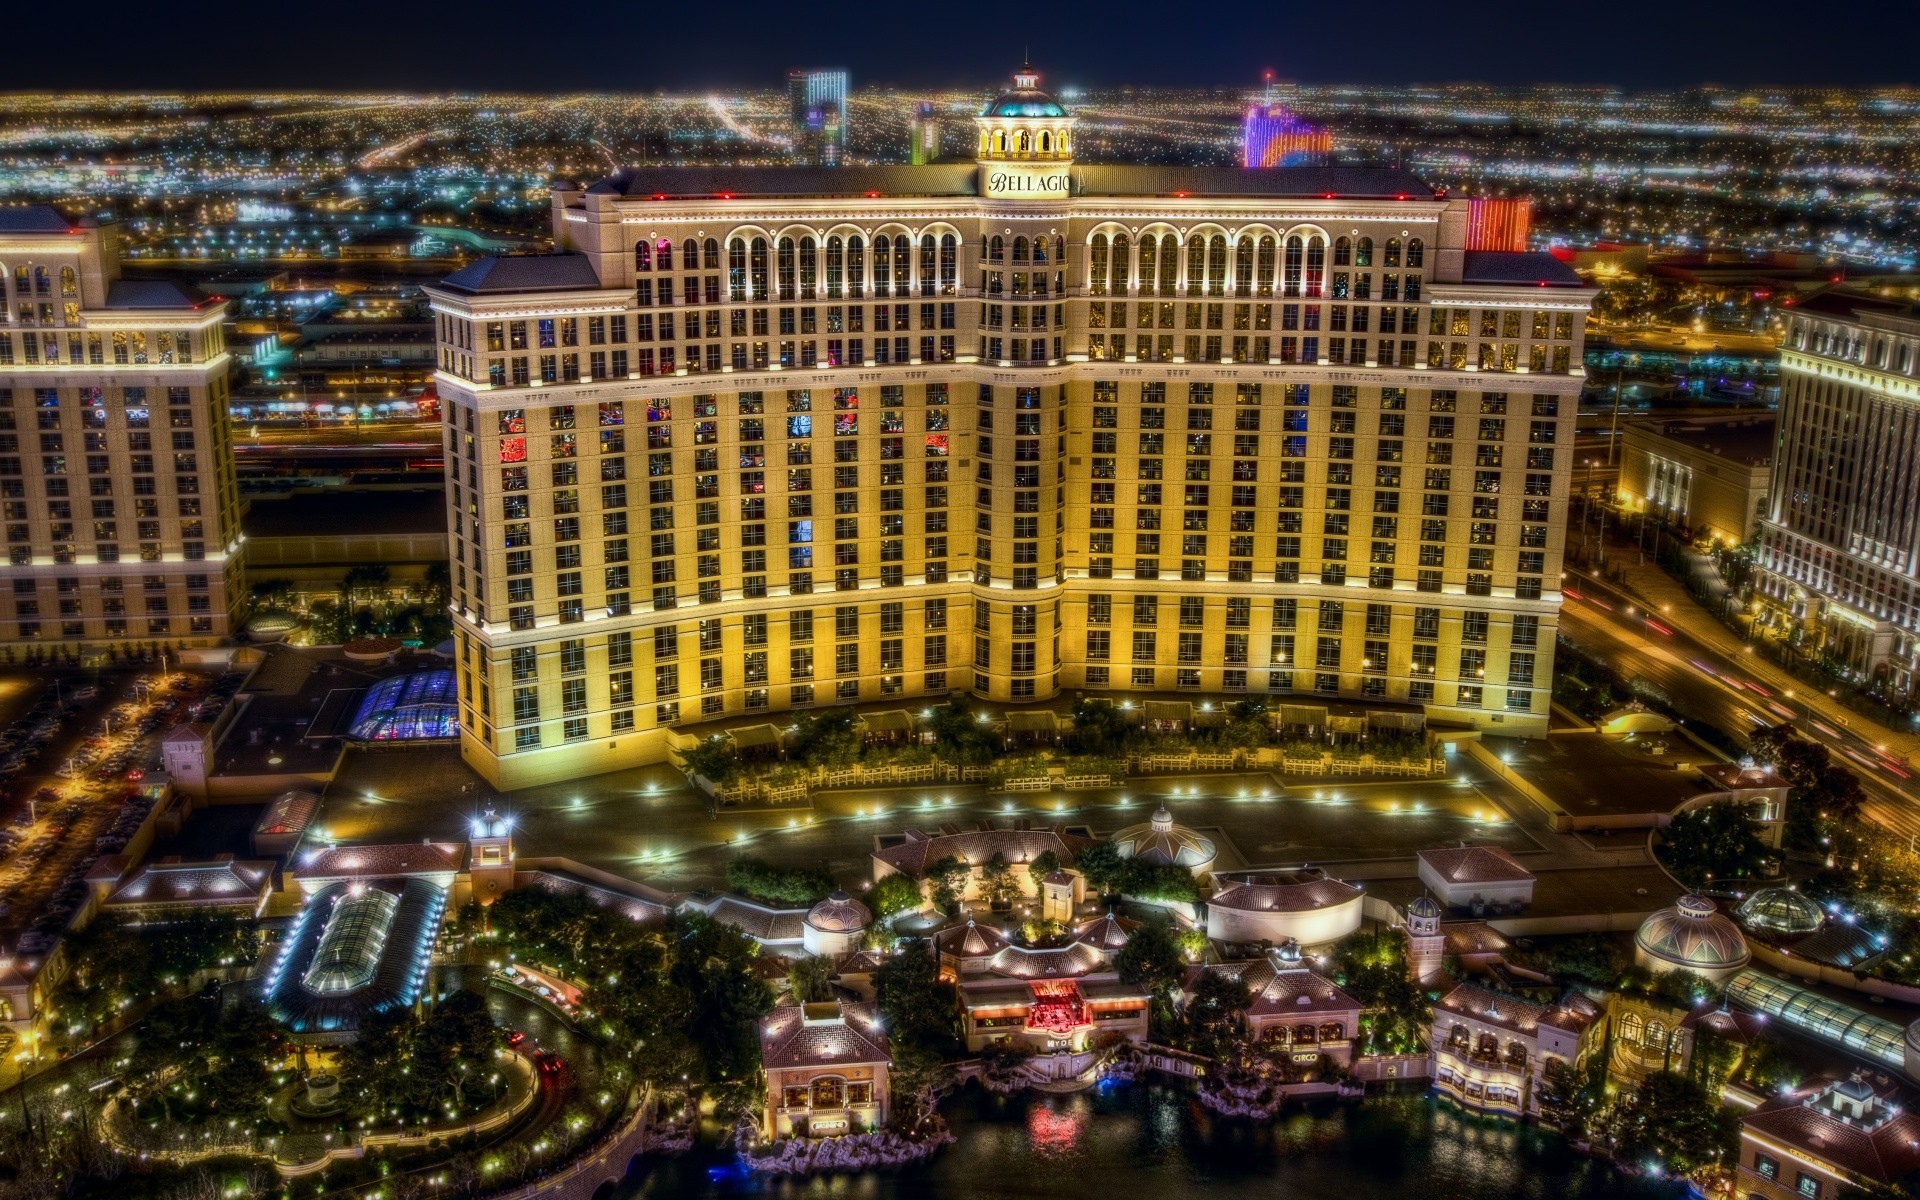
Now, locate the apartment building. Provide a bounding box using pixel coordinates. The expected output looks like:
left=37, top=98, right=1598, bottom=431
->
left=425, top=70, right=1596, bottom=788
left=0, top=209, right=242, bottom=656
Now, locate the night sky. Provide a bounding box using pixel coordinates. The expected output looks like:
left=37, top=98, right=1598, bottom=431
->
left=18, top=0, right=1919, bottom=92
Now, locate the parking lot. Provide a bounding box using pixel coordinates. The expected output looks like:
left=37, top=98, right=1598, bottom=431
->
left=0, top=669, right=242, bottom=950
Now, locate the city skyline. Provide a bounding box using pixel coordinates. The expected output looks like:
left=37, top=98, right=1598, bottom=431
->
left=8, top=0, right=1919, bottom=91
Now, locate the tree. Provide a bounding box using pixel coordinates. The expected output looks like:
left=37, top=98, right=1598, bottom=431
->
left=1073, top=841, right=1129, bottom=898
left=725, top=856, right=835, bottom=905
left=888, top=1042, right=955, bottom=1137
left=1067, top=698, right=1137, bottom=756
left=1027, top=850, right=1061, bottom=889
left=682, top=735, right=740, bottom=786
left=868, top=873, right=924, bottom=922
left=787, top=707, right=860, bottom=768
left=1115, top=917, right=1187, bottom=1029
left=1182, top=968, right=1251, bottom=1058
left=873, top=941, right=960, bottom=1057
left=922, top=699, right=999, bottom=765
left=1330, top=928, right=1431, bottom=1055
left=414, top=989, right=503, bottom=1114
left=1605, top=1069, right=1737, bottom=1175
left=787, top=954, right=836, bottom=1003
left=667, top=914, right=775, bottom=1082
left=925, top=856, right=972, bottom=914
left=1658, top=801, right=1770, bottom=889
left=979, top=852, right=1020, bottom=909
left=1522, top=934, right=1624, bottom=988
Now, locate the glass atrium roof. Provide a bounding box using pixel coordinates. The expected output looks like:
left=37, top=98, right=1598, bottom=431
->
left=349, top=670, right=459, bottom=740
left=302, top=888, right=399, bottom=995
left=1727, top=970, right=1908, bottom=1068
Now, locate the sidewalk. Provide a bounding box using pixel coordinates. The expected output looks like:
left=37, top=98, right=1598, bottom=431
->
left=1572, top=553, right=1920, bottom=767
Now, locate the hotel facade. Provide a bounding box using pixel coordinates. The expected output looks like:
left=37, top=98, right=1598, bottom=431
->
left=1754, top=290, right=1920, bottom=697
left=0, top=209, right=244, bottom=656
left=425, top=71, right=1597, bottom=789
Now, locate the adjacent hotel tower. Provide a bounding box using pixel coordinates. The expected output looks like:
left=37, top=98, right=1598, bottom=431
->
left=426, top=70, right=1596, bottom=788
left=1755, top=290, right=1920, bottom=696
left=0, top=209, right=243, bottom=656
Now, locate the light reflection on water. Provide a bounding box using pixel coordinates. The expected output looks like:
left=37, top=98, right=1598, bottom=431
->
left=617, top=1085, right=1681, bottom=1200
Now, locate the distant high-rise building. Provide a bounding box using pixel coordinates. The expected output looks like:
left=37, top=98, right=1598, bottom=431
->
left=910, top=101, right=940, bottom=165
left=788, top=70, right=848, bottom=166
left=0, top=208, right=244, bottom=659
left=1242, top=97, right=1331, bottom=169
left=1755, top=291, right=1920, bottom=695
left=427, top=68, right=1596, bottom=789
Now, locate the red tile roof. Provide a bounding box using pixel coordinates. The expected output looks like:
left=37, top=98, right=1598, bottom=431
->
left=1419, top=844, right=1535, bottom=885
left=759, top=1001, right=891, bottom=1071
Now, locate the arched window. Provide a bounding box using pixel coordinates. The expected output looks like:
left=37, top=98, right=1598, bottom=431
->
left=873, top=235, right=892, bottom=295
left=1138, top=236, right=1157, bottom=295
left=1645, top=1019, right=1667, bottom=1053
left=727, top=239, right=745, bottom=300
left=1015, top=130, right=1030, bottom=154
left=1900, top=344, right=1913, bottom=374
left=704, top=238, right=720, bottom=270
left=1038, top=131, right=1052, bottom=154
left=799, top=237, right=818, bottom=299
left=1284, top=236, right=1304, bottom=297
left=1384, top=237, right=1402, bottom=268
left=1235, top=236, right=1254, bottom=294
left=939, top=234, right=958, bottom=295
left=824, top=237, right=843, bottom=299
left=891, top=235, right=910, bottom=296
left=1110, top=233, right=1129, bottom=296
left=1032, top=236, right=1049, bottom=265
left=1333, top=236, right=1351, bottom=266
left=1158, top=234, right=1178, bottom=296
left=682, top=239, right=699, bottom=271
left=777, top=237, right=796, bottom=301
left=656, top=238, right=673, bottom=270
left=1089, top=234, right=1109, bottom=297
left=990, top=130, right=1006, bottom=155
left=1186, top=236, right=1206, bottom=294
left=1620, top=1011, right=1643, bottom=1045
left=989, top=235, right=1005, bottom=263
left=634, top=241, right=651, bottom=271
left=919, top=234, right=937, bottom=298
left=1355, top=237, right=1373, bottom=267
left=1406, top=237, right=1424, bottom=269
left=58, top=267, right=76, bottom=298
left=1305, top=238, right=1325, bottom=297
left=1012, top=236, right=1030, bottom=263
left=1052, top=235, right=1065, bottom=264
left=749, top=237, right=769, bottom=299
left=1257, top=236, right=1276, bottom=297
left=847, top=236, right=865, bottom=298
left=1207, top=235, right=1227, bottom=296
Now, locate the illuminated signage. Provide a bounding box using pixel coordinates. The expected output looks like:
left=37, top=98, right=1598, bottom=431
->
left=984, top=168, right=1073, bottom=200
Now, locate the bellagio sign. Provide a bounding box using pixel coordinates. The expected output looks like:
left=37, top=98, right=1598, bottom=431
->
left=984, top=168, right=1073, bottom=200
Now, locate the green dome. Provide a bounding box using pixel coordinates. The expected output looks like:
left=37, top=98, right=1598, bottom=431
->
left=982, top=89, right=1067, bottom=119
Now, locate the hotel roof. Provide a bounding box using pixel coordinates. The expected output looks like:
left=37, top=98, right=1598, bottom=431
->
left=759, top=1000, right=891, bottom=1071
left=105, top=855, right=274, bottom=911
left=436, top=253, right=601, bottom=296
left=872, top=824, right=1093, bottom=880
left=1458, top=251, right=1586, bottom=287
left=1436, top=981, right=1596, bottom=1038
left=0, top=206, right=77, bottom=234
left=589, top=163, right=1436, bottom=202
left=297, top=841, right=465, bottom=882
left=103, top=279, right=208, bottom=310
left=688, top=894, right=808, bottom=945
left=1744, top=1080, right=1920, bottom=1184
left=1209, top=868, right=1362, bottom=914
left=1199, top=958, right=1361, bottom=1019
left=1418, top=844, right=1535, bottom=886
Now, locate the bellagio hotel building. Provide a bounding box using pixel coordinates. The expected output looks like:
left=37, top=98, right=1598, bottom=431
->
left=426, top=71, right=1596, bottom=789
left=0, top=209, right=242, bottom=656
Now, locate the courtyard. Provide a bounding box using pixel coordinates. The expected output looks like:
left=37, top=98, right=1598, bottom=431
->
left=308, top=745, right=1543, bottom=894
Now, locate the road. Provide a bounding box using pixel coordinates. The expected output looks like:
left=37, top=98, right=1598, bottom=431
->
left=1558, top=569, right=1920, bottom=841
